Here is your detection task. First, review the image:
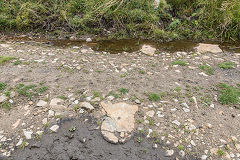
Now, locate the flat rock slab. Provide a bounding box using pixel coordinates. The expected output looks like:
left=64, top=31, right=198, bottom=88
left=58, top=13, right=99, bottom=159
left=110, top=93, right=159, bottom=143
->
left=140, top=45, right=156, bottom=56
left=100, top=102, right=138, bottom=143
left=195, top=43, right=222, bottom=54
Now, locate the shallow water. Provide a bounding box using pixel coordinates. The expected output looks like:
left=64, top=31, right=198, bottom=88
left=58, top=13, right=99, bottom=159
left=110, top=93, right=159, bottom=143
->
left=2, top=36, right=240, bottom=54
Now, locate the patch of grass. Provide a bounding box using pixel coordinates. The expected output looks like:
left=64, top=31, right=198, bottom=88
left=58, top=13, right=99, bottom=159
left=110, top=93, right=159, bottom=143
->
left=108, top=91, right=118, bottom=98
left=217, top=83, right=240, bottom=105
left=217, top=149, right=225, bottom=156
left=172, top=60, right=188, bottom=66
left=139, top=70, right=145, bottom=74
left=137, top=137, right=142, bottom=143
left=13, top=60, right=22, bottom=65
left=199, top=64, right=214, bottom=75
left=0, top=101, right=11, bottom=110
left=175, top=87, right=181, bottom=92
left=218, top=61, right=235, bottom=69
left=177, top=145, right=184, bottom=150
left=148, top=93, right=160, bottom=101
left=58, top=95, right=67, bottom=100
left=16, top=84, right=37, bottom=99
left=38, top=86, right=48, bottom=94
left=120, top=73, right=128, bottom=78
left=73, top=105, right=79, bottom=112
left=20, top=141, right=27, bottom=149
left=147, top=117, right=155, bottom=125
left=0, top=56, right=15, bottom=65
left=0, top=82, right=6, bottom=91
left=93, top=91, right=101, bottom=98
left=119, top=88, right=129, bottom=95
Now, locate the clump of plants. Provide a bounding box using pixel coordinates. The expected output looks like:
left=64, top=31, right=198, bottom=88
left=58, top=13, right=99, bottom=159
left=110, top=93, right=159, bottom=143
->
left=218, top=61, right=235, bottom=69
left=199, top=64, right=214, bottom=75
left=217, top=83, right=240, bottom=105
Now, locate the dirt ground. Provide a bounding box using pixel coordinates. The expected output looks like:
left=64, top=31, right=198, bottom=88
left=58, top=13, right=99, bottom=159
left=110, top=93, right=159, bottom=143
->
left=0, top=36, right=240, bottom=160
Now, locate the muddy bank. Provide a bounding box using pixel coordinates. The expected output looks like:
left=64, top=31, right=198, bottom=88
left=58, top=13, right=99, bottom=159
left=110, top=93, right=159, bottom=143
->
left=8, top=117, right=198, bottom=160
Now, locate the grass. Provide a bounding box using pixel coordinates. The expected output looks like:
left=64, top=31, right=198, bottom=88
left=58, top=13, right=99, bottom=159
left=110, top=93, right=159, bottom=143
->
left=16, top=83, right=48, bottom=99
left=0, top=56, right=15, bottom=65
left=218, top=61, right=235, bottom=69
left=199, top=64, right=214, bottom=75
left=217, top=149, right=225, bottom=156
left=139, top=70, right=145, bottom=74
left=13, top=60, right=22, bottom=65
left=0, top=82, right=6, bottom=91
left=177, top=145, right=184, bottom=150
left=58, top=95, right=67, bottom=100
left=217, top=83, right=240, bottom=105
left=69, top=126, right=76, bottom=132
left=172, top=60, right=188, bottom=66
left=148, top=93, right=160, bottom=101
left=0, top=101, right=11, bottom=110
left=119, top=88, right=129, bottom=95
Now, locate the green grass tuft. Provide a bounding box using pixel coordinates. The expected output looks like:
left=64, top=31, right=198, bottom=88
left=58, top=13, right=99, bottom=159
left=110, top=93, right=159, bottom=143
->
left=148, top=93, right=160, bottom=101
left=0, top=82, right=6, bottom=91
left=0, top=56, right=15, bottom=65
left=119, top=88, right=129, bottom=95
left=199, top=64, right=214, bottom=75
left=172, top=60, right=188, bottom=66
left=217, top=83, right=240, bottom=105
left=218, top=61, right=235, bottom=69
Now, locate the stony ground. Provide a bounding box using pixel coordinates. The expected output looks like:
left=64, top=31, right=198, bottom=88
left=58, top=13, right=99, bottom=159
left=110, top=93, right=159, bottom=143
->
left=0, top=37, right=240, bottom=160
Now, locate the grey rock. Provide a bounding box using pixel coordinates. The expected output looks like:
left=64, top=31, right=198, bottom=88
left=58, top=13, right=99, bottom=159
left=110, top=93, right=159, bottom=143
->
left=50, top=125, right=59, bottom=132
left=79, top=102, right=94, bottom=111
left=165, top=150, right=174, bottom=157
left=37, top=100, right=48, bottom=107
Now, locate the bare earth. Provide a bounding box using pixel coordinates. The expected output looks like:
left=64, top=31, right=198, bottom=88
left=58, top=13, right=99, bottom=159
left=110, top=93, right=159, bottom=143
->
left=0, top=38, right=240, bottom=160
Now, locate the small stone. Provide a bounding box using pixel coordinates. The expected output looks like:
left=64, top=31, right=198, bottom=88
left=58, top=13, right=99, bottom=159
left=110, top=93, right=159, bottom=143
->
left=107, top=96, right=115, bottom=101
left=235, top=144, right=240, bottom=151
left=23, top=130, right=33, bottom=139
left=135, top=99, right=141, bottom=104
left=48, top=110, right=55, bottom=118
left=146, top=110, right=155, bottom=117
left=156, top=111, right=164, bottom=118
left=210, top=104, right=214, bottom=108
left=181, top=103, right=189, bottom=108
left=231, top=136, right=238, bottom=142
left=86, top=38, right=92, bottom=42
left=42, top=118, right=48, bottom=125
left=50, top=125, right=59, bottom=132
left=37, top=100, right=48, bottom=107
left=199, top=72, right=208, bottom=77
left=16, top=139, right=23, bottom=147
left=195, top=43, right=222, bottom=54
left=0, top=95, right=7, bottom=103
left=179, top=150, right=185, bottom=157
left=183, top=108, right=190, bottom=113
left=165, top=150, right=174, bottom=157
left=191, top=140, right=196, bottom=146
left=201, top=155, right=208, bottom=160
left=50, top=98, right=64, bottom=106
left=172, top=120, right=181, bottom=126
left=153, top=144, right=158, bottom=149
left=12, top=119, right=21, bottom=129
left=206, top=123, right=212, bottom=129
left=79, top=102, right=94, bottom=111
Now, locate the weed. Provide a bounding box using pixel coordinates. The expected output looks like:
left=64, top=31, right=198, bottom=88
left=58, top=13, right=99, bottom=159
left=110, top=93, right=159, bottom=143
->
left=97, top=121, right=102, bottom=126
left=151, top=131, right=158, bottom=138
left=58, top=95, right=67, bottom=100
left=172, top=60, right=188, bottom=66
left=20, top=141, right=27, bottom=149
left=137, top=119, right=143, bottom=124
left=217, top=149, right=225, bottom=156
left=148, top=93, right=160, bottom=101
left=139, top=70, right=145, bottom=74
left=218, top=61, right=235, bottom=69
left=0, top=82, right=6, bottom=91
left=217, top=83, right=240, bottom=105
left=0, top=56, right=15, bottom=65
left=119, top=88, right=129, bottom=95
left=93, top=91, right=100, bottom=98
left=73, top=105, right=79, bottom=112
left=120, top=73, right=128, bottom=78
left=44, top=122, right=49, bottom=128
left=177, top=145, right=184, bottom=150
left=69, top=126, right=76, bottom=132
left=175, top=87, right=181, bottom=92
left=38, top=86, right=48, bottom=94
left=139, top=129, right=145, bottom=134
left=13, top=60, right=22, bottom=65
left=148, top=118, right=155, bottom=125
left=0, top=101, right=11, bottom=110
left=199, top=64, right=214, bottom=75
left=137, top=137, right=142, bottom=143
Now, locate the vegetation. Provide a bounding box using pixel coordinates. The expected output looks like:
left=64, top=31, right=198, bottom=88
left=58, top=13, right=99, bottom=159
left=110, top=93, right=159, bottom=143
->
left=148, top=93, right=160, bottom=101
left=217, top=83, right=240, bottom=105
left=218, top=61, right=235, bottom=69
left=172, top=60, right=188, bottom=66
left=0, top=56, right=15, bottom=65
left=0, top=0, right=240, bottom=40
left=199, top=64, right=214, bottom=75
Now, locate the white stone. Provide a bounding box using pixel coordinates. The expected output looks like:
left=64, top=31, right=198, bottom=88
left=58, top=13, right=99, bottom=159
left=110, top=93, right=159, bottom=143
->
left=50, top=125, right=59, bottom=132
left=42, top=118, right=48, bottom=125
left=16, top=139, right=23, bottom=147
left=23, top=130, right=33, bottom=139
left=37, top=100, right=48, bottom=107
left=195, top=43, right=222, bottom=54
left=172, top=120, right=181, bottom=126
left=79, top=102, right=94, bottom=111
left=86, top=38, right=92, bottom=42
left=0, top=94, right=7, bottom=103
left=140, top=45, right=156, bottom=56
left=201, top=155, right=208, bottom=160
left=146, top=110, right=155, bottom=117
left=107, top=96, right=115, bottom=101
left=165, top=150, right=174, bottom=157
left=48, top=110, right=55, bottom=118
left=183, top=108, right=190, bottom=113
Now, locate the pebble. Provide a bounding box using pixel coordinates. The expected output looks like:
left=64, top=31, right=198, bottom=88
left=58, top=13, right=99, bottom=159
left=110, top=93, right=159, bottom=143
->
left=135, top=99, right=141, bottom=104
left=179, top=150, right=185, bottom=157
left=50, top=125, right=59, bottom=132
left=79, top=102, right=94, bottom=111
left=201, top=155, right=207, bottom=160
left=0, top=95, right=7, bottom=103
left=107, top=96, right=115, bottom=101
left=172, top=120, right=181, bottom=126
left=165, top=150, right=174, bottom=157
left=48, top=110, right=55, bottom=118
left=86, top=38, right=92, bottom=42
left=146, top=110, right=155, bottom=117
left=183, top=108, right=190, bottom=112
left=36, top=100, right=48, bottom=107
left=23, top=130, right=33, bottom=140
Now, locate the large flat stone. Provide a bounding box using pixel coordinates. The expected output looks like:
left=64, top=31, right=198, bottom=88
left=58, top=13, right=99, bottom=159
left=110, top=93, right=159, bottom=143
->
left=195, top=43, right=222, bottom=54
left=100, top=102, right=138, bottom=144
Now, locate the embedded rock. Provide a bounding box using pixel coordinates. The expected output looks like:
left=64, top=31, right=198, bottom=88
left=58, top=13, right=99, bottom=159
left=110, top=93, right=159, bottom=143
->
left=195, top=43, right=222, bottom=54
